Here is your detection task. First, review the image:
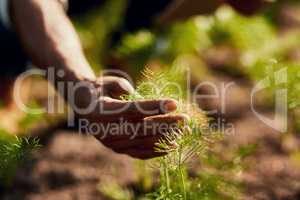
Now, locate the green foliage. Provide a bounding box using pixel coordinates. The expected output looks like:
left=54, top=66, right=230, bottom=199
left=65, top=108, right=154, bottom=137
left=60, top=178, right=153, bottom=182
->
left=0, top=130, right=40, bottom=186
left=114, top=16, right=214, bottom=71
left=18, top=102, right=45, bottom=130
left=114, top=6, right=278, bottom=71
left=125, top=66, right=186, bottom=101
left=117, top=31, right=156, bottom=57
left=123, top=5, right=300, bottom=116
left=99, top=181, right=133, bottom=200
left=204, top=6, right=300, bottom=114
left=190, top=173, right=240, bottom=200
left=116, top=30, right=157, bottom=75
left=237, top=143, right=258, bottom=159
left=250, top=60, right=300, bottom=109
left=211, top=6, right=276, bottom=50
left=209, top=6, right=277, bottom=66
left=134, top=161, right=155, bottom=193
left=74, top=0, right=128, bottom=73
left=165, top=18, right=212, bottom=57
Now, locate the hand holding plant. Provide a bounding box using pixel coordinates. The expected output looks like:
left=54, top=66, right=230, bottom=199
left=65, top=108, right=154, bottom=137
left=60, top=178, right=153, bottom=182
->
left=73, top=76, right=187, bottom=159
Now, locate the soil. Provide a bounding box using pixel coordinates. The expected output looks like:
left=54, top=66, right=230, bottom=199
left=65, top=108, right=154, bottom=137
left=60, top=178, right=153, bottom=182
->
left=0, top=131, right=138, bottom=200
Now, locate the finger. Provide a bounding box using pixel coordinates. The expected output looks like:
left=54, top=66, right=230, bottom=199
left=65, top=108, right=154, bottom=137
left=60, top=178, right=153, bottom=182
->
left=102, top=137, right=159, bottom=150
left=144, top=114, right=190, bottom=124
left=101, top=135, right=178, bottom=151
left=98, top=76, right=135, bottom=99
left=93, top=98, right=178, bottom=122
left=95, top=114, right=188, bottom=142
left=143, top=114, right=189, bottom=137
left=114, top=147, right=168, bottom=160
left=96, top=114, right=188, bottom=154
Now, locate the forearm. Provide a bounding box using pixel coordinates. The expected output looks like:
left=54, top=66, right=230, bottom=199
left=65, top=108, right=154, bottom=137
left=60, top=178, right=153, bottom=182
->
left=10, top=0, right=96, bottom=84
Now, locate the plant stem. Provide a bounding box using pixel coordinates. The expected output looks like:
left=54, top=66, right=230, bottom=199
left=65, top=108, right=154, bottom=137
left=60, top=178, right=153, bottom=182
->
left=178, top=148, right=187, bottom=200
left=179, top=165, right=187, bottom=200
left=163, top=158, right=170, bottom=193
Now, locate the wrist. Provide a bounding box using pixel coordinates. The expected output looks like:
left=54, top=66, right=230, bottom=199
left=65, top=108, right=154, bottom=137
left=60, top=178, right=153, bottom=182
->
left=51, top=52, right=96, bottom=83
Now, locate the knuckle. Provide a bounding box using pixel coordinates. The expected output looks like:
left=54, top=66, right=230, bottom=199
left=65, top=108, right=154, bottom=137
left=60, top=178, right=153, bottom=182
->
left=115, top=77, right=131, bottom=87
left=108, top=77, right=126, bottom=89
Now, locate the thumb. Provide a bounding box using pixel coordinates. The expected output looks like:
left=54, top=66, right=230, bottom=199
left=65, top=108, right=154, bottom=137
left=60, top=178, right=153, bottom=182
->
left=98, top=76, right=135, bottom=99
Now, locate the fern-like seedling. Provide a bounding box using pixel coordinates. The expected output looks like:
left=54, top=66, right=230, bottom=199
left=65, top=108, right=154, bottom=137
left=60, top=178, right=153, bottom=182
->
left=123, top=66, right=220, bottom=200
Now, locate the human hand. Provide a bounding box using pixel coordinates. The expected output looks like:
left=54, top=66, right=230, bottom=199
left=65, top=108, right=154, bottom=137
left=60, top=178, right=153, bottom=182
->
left=72, top=76, right=187, bottom=159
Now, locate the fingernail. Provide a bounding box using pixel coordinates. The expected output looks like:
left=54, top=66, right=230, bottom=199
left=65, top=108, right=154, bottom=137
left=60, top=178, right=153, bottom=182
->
left=168, top=141, right=179, bottom=150
left=163, top=100, right=178, bottom=112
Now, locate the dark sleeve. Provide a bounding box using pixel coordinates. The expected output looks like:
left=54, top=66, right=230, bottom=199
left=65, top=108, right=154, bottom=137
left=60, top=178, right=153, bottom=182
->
left=68, top=0, right=172, bottom=31
left=0, top=24, right=28, bottom=77
left=123, top=0, right=173, bottom=31
left=68, top=0, right=106, bottom=16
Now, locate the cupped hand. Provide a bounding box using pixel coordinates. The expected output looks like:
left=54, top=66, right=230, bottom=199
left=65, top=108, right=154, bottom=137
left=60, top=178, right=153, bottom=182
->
left=73, top=76, right=186, bottom=159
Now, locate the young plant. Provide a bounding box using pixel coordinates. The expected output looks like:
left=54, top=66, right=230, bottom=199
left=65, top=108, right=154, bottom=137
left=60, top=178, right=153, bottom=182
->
left=123, top=66, right=222, bottom=200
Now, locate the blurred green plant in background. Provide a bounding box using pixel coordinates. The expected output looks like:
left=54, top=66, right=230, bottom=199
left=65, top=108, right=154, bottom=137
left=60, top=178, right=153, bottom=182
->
left=0, top=131, right=40, bottom=187
left=74, top=0, right=128, bottom=73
